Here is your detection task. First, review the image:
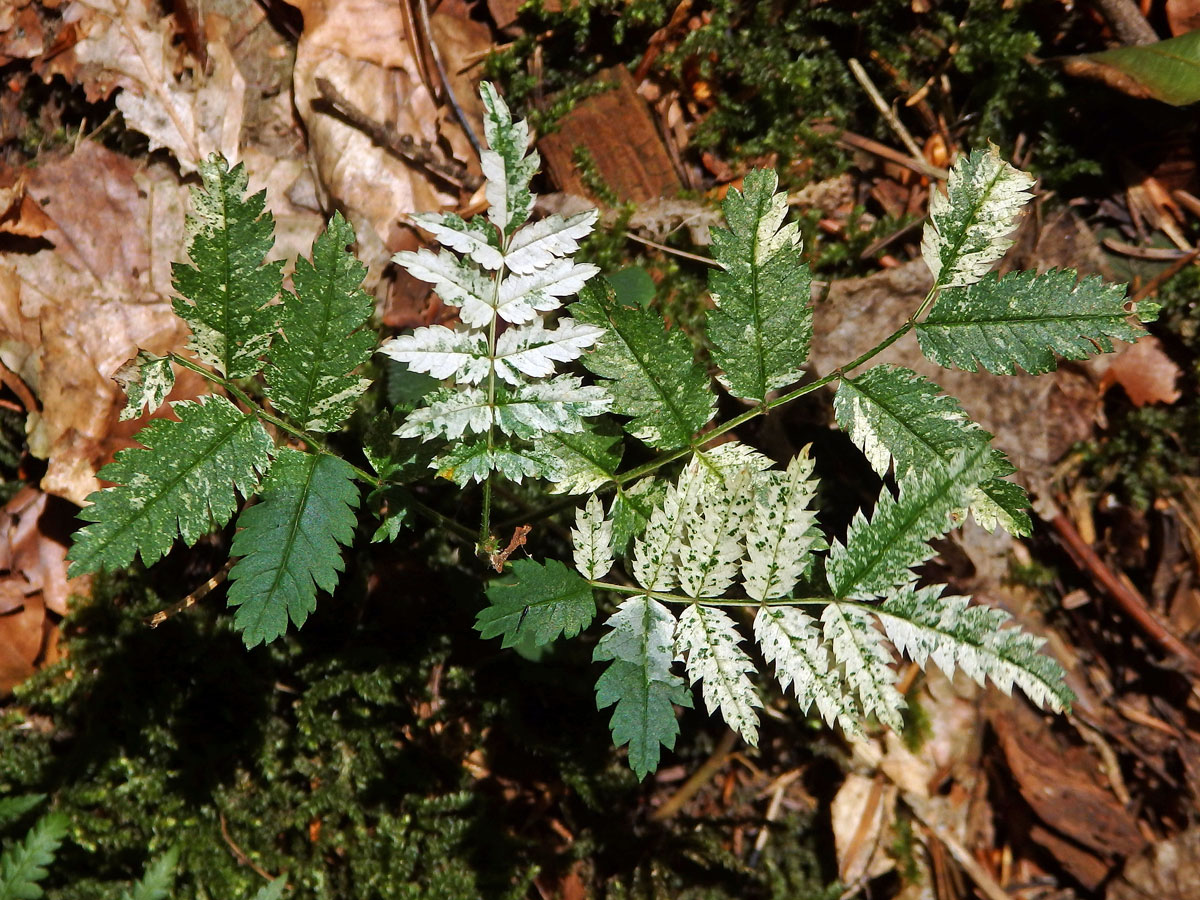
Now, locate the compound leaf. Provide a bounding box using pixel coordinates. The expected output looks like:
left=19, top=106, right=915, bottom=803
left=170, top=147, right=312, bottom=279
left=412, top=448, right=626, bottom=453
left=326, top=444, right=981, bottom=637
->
left=543, top=424, right=624, bottom=495
left=123, top=848, right=178, bottom=900
left=477, top=558, right=595, bottom=648
left=171, top=154, right=282, bottom=379
left=0, top=812, right=69, bottom=900
left=594, top=596, right=690, bottom=780
left=920, top=145, right=1034, bottom=290
left=68, top=397, right=272, bottom=576
left=826, top=444, right=991, bottom=599
left=916, top=269, right=1145, bottom=375
left=0, top=798, right=42, bottom=831
left=877, top=583, right=1073, bottom=712
left=575, top=279, right=715, bottom=450
left=227, top=450, right=361, bottom=648
left=707, top=169, right=812, bottom=401
left=266, top=212, right=374, bottom=432
left=676, top=603, right=762, bottom=745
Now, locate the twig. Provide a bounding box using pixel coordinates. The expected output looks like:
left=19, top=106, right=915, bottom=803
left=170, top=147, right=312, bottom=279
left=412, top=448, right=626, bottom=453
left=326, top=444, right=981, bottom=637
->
left=0, top=360, right=38, bottom=414
left=811, top=124, right=947, bottom=181
left=1090, top=0, right=1158, bottom=45
left=313, top=77, right=480, bottom=192
left=413, top=0, right=484, bottom=160
left=907, top=800, right=1010, bottom=900
left=1048, top=508, right=1200, bottom=677
left=145, top=561, right=234, bottom=628
left=625, top=231, right=720, bottom=266
left=1102, top=236, right=1190, bottom=260
left=651, top=729, right=738, bottom=821
left=1130, top=248, right=1200, bottom=303
left=847, top=58, right=927, bottom=164
left=218, top=812, right=280, bottom=882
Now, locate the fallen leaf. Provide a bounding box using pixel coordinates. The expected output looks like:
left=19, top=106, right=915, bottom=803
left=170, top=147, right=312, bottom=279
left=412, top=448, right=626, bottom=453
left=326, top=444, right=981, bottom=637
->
left=1098, top=336, right=1182, bottom=406
left=831, top=772, right=897, bottom=885
left=0, top=584, right=43, bottom=694
left=1108, top=825, right=1200, bottom=900
left=1061, top=30, right=1200, bottom=107
left=1166, top=0, right=1200, bottom=36
left=0, top=487, right=79, bottom=616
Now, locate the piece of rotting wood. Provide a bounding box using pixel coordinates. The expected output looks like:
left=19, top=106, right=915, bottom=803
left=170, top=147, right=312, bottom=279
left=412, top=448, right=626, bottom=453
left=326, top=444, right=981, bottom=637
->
left=538, top=65, right=683, bottom=204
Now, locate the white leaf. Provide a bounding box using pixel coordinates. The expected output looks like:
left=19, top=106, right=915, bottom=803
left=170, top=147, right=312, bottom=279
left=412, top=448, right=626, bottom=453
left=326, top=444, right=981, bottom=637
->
left=504, top=210, right=599, bottom=274
left=632, top=458, right=706, bottom=592
left=696, top=440, right=774, bottom=485
left=920, top=145, right=1035, bottom=289
left=395, top=387, right=490, bottom=440
left=493, top=378, right=611, bottom=438
left=753, top=607, right=862, bottom=734
left=412, top=212, right=503, bottom=270
left=572, top=495, right=614, bottom=580
left=676, top=604, right=761, bottom=745
left=392, top=248, right=493, bottom=322
left=479, top=82, right=538, bottom=234
left=742, top=449, right=822, bottom=601
left=822, top=603, right=905, bottom=731
left=492, top=318, right=605, bottom=385
left=676, top=467, right=754, bottom=599
left=596, top=595, right=678, bottom=675
left=492, top=260, right=601, bottom=325
left=378, top=326, right=490, bottom=384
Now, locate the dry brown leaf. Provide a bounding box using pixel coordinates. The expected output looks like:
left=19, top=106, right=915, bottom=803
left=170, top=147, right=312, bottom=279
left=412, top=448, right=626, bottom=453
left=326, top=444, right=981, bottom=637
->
left=1167, top=0, right=1200, bottom=36
left=1109, top=825, right=1200, bottom=900
left=0, top=584, right=44, bottom=695
left=831, top=772, right=897, bottom=884
left=287, top=0, right=457, bottom=281
left=0, top=487, right=79, bottom=616
left=0, top=165, right=54, bottom=238
left=0, top=143, right=201, bottom=504
left=0, top=1, right=47, bottom=63
left=72, top=0, right=245, bottom=174
left=1098, top=336, right=1183, bottom=406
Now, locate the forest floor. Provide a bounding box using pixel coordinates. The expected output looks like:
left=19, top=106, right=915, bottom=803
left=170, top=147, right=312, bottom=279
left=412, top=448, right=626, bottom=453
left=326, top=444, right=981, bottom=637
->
left=2, top=0, right=1200, bottom=898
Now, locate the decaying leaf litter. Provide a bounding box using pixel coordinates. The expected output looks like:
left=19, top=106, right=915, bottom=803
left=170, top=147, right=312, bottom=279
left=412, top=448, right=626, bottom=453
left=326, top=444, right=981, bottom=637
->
left=2, top=0, right=1200, bottom=897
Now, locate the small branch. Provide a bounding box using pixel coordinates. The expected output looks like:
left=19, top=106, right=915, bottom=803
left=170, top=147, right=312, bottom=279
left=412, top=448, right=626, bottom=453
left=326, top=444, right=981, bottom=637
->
left=811, top=124, right=947, bottom=181
left=145, top=561, right=233, bottom=627
left=218, top=812, right=280, bottom=883
left=651, top=729, right=738, bottom=821
left=847, top=58, right=926, bottom=164
left=625, top=232, right=720, bottom=267
left=0, top=359, right=39, bottom=414
left=1090, top=0, right=1158, bottom=45
left=1048, top=508, right=1200, bottom=677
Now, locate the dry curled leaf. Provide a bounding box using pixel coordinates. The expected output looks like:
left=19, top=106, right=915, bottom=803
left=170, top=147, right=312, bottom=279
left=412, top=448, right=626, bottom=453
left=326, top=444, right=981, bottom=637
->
left=1098, top=336, right=1182, bottom=407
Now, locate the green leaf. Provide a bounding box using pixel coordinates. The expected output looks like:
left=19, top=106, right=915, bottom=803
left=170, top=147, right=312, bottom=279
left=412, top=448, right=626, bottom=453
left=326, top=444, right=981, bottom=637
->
left=476, top=558, right=595, bottom=649
left=171, top=154, right=283, bottom=379
left=367, top=485, right=414, bottom=543
left=574, top=279, right=715, bottom=450
left=826, top=444, right=991, bottom=599
left=542, top=424, right=624, bottom=495
left=479, top=81, right=538, bottom=236
left=609, top=478, right=667, bottom=553
left=878, top=584, right=1073, bottom=712
left=834, top=365, right=1031, bottom=535
left=250, top=877, right=288, bottom=900
left=123, top=847, right=178, bottom=900
left=1066, top=30, right=1200, bottom=106
left=707, top=169, right=812, bottom=401
left=920, top=145, right=1034, bottom=290
left=594, top=596, right=691, bottom=780
left=0, top=812, right=68, bottom=900
left=227, top=450, right=361, bottom=648
left=68, top=397, right=273, bottom=576
left=607, top=266, right=656, bottom=309
left=266, top=212, right=374, bottom=432
left=384, top=358, right=441, bottom=410
left=114, top=352, right=175, bottom=422
left=0, top=797, right=42, bottom=832
left=916, top=269, right=1144, bottom=375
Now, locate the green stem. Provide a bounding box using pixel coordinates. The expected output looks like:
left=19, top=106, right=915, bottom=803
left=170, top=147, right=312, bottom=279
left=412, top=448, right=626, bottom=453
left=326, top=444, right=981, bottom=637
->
left=587, top=580, right=832, bottom=608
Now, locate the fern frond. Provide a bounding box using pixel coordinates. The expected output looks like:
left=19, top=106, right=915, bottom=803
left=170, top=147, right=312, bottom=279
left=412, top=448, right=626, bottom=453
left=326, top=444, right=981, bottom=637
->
left=707, top=169, right=812, bottom=401
left=676, top=604, right=761, bottom=745
left=479, top=81, right=538, bottom=236
left=920, top=144, right=1034, bottom=290
left=877, top=584, right=1073, bottom=712
left=575, top=279, right=715, bottom=449
left=543, top=425, right=624, bottom=495
left=115, top=352, right=176, bottom=422
left=594, top=596, right=691, bottom=780
left=68, top=397, right=272, bottom=576
left=0, top=798, right=43, bottom=832
left=226, top=450, right=360, bottom=647
left=742, top=449, right=823, bottom=601
left=821, top=603, right=905, bottom=731
left=171, top=154, right=283, bottom=379
left=123, top=847, right=178, bottom=900
left=572, top=495, right=614, bottom=579
left=826, top=444, right=991, bottom=599
left=753, top=607, right=861, bottom=734
left=834, top=365, right=1031, bottom=535
left=266, top=212, right=374, bottom=432
left=915, top=270, right=1145, bottom=375
left=476, top=558, right=595, bottom=648
left=0, top=812, right=68, bottom=900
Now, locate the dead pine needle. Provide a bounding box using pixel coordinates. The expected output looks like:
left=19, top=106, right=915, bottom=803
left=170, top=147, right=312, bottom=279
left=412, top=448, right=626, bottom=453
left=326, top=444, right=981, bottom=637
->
left=144, top=560, right=233, bottom=628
